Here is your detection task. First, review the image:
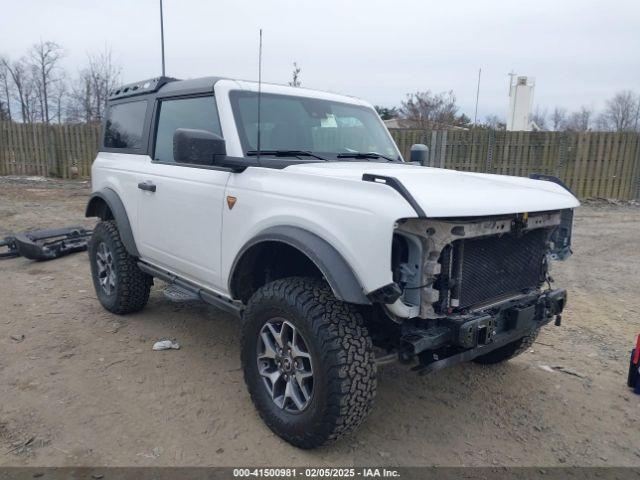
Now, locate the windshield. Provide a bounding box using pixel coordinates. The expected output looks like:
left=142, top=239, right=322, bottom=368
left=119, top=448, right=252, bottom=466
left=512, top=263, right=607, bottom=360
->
left=229, top=91, right=401, bottom=161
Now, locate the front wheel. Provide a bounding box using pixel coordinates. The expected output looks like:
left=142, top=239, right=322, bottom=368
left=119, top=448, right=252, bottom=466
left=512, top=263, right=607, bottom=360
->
left=241, top=277, right=377, bottom=449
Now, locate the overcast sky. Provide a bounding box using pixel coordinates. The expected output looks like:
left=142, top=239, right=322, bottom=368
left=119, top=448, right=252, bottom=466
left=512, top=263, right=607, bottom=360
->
left=2, top=0, right=639, bottom=120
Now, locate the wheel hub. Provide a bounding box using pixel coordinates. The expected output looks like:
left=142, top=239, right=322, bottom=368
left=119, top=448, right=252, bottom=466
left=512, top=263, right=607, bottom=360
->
left=257, top=319, right=314, bottom=413
left=95, top=242, right=116, bottom=296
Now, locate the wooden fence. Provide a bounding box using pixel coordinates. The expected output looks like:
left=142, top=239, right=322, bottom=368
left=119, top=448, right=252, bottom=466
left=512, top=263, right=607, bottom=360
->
left=1, top=121, right=639, bottom=200
left=0, top=121, right=101, bottom=179
left=390, top=129, right=640, bottom=200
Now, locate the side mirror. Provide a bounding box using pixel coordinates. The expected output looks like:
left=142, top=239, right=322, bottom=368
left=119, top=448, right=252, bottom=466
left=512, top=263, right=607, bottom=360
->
left=410, top=144, right=429, bottom=166
left=173, top=128, right=226, bottom=166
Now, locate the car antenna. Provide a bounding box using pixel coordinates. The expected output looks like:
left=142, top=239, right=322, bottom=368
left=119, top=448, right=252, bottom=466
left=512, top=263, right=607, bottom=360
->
left=159, top=0, right=166, bottom=76
left=256, top=28, right=263, bottom=167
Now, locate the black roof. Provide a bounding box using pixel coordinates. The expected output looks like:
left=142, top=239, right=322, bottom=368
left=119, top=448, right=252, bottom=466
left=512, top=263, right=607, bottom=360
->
left=108, top=76, right=228, bottom=101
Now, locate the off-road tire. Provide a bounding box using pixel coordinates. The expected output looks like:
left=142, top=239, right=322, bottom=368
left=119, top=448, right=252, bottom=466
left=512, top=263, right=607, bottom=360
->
left=88, top=220, right=152, bottom=314
left=473, top=328, right=540, bottom=365
left=241, top=277, right=377, bottom=449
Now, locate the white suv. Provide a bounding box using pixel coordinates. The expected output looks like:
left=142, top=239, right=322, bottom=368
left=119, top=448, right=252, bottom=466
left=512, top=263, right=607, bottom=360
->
left=86, top=76, right=579, bottom=448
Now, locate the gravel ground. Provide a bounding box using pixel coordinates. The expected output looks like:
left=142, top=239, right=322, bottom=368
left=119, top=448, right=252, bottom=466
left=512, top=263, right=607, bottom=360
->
left=0, top=176, right=639, bottom=467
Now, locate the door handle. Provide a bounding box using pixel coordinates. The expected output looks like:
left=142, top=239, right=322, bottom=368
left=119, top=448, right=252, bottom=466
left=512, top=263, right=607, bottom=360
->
left=138, top=181, right=156, bottom=193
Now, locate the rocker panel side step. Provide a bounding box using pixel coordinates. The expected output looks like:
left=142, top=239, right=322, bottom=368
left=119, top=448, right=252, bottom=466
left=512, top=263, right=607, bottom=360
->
left=164, top=284, right=200, bottom=302
left=138, top=262, right=243, bottom=317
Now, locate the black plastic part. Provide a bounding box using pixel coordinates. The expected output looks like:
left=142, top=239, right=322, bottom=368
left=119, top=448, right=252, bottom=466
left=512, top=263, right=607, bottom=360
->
left=0, top=237, right=19, bottom=258
left=549, top=208, right=574, bottom=260
left=367, top=283, right=402, bottom=304
left=1, top=227, right=92, bottom=261
left=109, top=76, right=179, bottom=100
left=137, top=262, right=243, bottom=317
left=408, top=288, right=566, bottom=373
left=504, top=304, right=536, bottom=331
left=85, top=189, right=140, bottom=257
left=410, top=144, right=429, bottom=165
left=362, top=173, right=426, bottom=218
left=173, top=128, right=226, bottom=166
left=544, top=288, right=567, bottom=315
left=137, top=182, right=156, bottom=192
left=400, top=323, right=451, bottom=354
left=229, top=226, right=370, bottom=305
left=529, top=173, right=575, bottom=195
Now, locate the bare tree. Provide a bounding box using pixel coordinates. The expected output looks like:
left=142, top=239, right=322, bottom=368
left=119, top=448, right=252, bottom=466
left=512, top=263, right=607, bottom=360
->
left=530, top=106, right=548, bottom=130
left=86, top=47, right=120, bottom=122
left=66, top=72, right=93, bottom=123
left=66, top=47, right=120, bottom=123
left=400, top=90, right=467, bottom=128
left=551, top=107, right=567, bottom=131
left=482, top=114, right=506, bottom=130
left=374, top=105, right=398, bottom=120
left=564, top=106, right=592, bottom=132
left=597, top=90, right=639, bottom=132
left=50, top=76, right=67, bottom=123
left=1, top=57, right=35, bottom=122
left=289, top=62, right=302, bottom=87
left=0, top=58, right=12, bottom=121
left=29, top=40, right=64, bottom=123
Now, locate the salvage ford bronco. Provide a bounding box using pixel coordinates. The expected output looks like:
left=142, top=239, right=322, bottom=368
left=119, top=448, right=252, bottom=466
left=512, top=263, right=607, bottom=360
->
left=86, top=76, right=579, bottom=448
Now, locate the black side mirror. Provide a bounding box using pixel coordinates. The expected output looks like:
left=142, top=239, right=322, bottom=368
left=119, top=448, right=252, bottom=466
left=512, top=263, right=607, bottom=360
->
left=410, top=144, right=429, bottom=166
left=173, top=128, right=226, bottom=166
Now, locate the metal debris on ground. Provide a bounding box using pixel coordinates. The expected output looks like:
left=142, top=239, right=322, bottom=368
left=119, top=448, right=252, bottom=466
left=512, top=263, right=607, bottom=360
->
left=539, top=364, right=587, bottom=378
left=152, top=340, right=181, bottom=351
left=10, top=334, right=25, bottom=343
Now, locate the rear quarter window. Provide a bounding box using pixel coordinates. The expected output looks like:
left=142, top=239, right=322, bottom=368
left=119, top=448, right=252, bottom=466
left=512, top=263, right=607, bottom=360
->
left=103, top=100, right=148, bottom=150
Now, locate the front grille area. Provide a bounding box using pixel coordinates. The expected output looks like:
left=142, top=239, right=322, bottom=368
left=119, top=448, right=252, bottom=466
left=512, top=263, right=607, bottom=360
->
left=446, top=228, right=549, bottom=309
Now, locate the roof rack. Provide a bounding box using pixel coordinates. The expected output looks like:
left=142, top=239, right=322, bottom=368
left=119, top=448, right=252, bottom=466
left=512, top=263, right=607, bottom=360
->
left=108, top=76, right=179, bottom=100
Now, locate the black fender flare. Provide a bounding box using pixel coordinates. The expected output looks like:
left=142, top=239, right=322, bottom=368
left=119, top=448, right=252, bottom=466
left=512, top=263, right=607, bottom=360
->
left=529, top=173, right=574, bottom=195
left=85, top=188, right=140, bottom=257
left=229, top=226, right=370, bottom=305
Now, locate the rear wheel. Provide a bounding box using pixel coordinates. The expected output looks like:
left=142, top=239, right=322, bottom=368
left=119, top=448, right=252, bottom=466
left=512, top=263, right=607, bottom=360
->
left=473, top=328, right=539, bottom=365
left=241, top=277, right=376, bottom=449
left=88, top=220, right=152, bottom=314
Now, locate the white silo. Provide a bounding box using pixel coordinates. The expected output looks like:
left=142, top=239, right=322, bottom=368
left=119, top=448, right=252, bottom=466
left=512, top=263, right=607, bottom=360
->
left=506, top=74, right=535, bottom=131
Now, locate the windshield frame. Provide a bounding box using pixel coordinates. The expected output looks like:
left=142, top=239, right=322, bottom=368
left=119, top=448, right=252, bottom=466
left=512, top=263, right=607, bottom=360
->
left=228, top=89, right=404, bottom=162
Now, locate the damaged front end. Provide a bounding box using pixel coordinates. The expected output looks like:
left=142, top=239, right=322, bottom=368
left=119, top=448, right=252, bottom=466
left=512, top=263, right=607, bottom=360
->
left=383, top=209, right=574, bottom=372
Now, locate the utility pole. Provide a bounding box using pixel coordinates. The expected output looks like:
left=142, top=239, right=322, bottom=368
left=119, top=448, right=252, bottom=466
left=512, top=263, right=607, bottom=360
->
left=474, top=68, right=482, bottom=125
left=160, top=0, right=166, bottom=76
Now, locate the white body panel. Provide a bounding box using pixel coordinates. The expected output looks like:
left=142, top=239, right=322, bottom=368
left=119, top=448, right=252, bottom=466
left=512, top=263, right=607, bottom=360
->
left=221, top=167, right=415, bottom=294
left=136, top=163, right=229, bottom=288
left=282, top=162, right=579, bottom=217
left=91, top=152, right=230, bottom=290
left=91, top=79, right=579, bottom=308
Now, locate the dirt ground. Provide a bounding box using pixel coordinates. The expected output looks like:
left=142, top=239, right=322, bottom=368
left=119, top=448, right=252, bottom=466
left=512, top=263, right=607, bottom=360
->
left=0, top=176, right=639, bottom=467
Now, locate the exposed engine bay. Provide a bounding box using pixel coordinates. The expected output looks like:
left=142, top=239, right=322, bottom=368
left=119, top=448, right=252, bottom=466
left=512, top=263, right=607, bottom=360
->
left=389, top=209, right=574, bottom=320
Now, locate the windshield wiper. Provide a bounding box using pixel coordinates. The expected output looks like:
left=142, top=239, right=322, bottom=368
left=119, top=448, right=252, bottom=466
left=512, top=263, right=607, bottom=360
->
left=336, top=152, right=398, bottom=162
left=246, top=150, right=327, bottom=161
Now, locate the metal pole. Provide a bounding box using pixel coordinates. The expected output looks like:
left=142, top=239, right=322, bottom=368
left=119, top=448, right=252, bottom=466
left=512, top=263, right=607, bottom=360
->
left=474, top=68, right=481, bottom=125
left=160, top=0, right=166, bottom=76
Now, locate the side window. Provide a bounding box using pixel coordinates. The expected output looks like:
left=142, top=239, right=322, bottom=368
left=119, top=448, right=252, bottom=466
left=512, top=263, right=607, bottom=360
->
left=153, top=96, right=222, bottom=163
left=104, top=101, right=148, bottom=149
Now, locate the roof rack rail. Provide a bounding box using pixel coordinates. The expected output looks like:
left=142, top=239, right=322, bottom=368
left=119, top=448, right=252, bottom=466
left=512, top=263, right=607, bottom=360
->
left=108, top=76, right=179, bottom=101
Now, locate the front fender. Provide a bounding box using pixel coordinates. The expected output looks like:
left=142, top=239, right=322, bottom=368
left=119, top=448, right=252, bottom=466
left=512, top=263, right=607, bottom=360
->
left=229, top=225, right=370, bottom=305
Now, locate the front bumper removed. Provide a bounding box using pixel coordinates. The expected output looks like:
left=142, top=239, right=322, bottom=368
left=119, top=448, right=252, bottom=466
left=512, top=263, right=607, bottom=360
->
left=399, top=289, right=567, bottom=375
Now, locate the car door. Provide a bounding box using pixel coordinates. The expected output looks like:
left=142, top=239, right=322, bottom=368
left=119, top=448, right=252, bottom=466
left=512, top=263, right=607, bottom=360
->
left=136, top=94, right=230, bottom=290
